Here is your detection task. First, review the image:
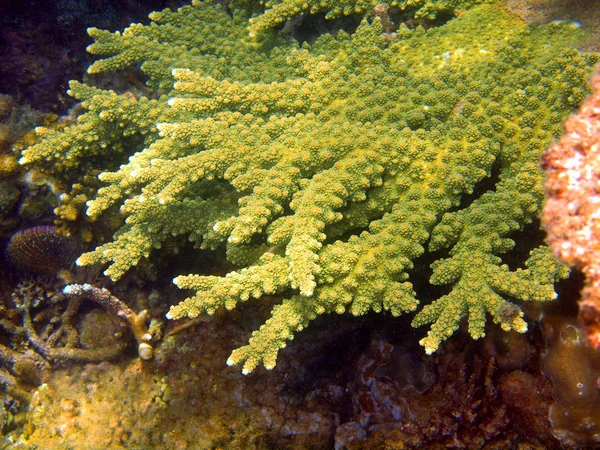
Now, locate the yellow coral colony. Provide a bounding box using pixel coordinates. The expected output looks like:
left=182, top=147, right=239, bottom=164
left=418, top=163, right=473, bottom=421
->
left=20, top=1, right=595, bottom=373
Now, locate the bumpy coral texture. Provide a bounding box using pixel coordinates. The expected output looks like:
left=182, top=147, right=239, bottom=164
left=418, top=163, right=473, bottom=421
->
left=244, top=0, right=495, bottom=37
left=21, top=1, right=594, bottom=373
left=543, top=65, right=600, bottom=349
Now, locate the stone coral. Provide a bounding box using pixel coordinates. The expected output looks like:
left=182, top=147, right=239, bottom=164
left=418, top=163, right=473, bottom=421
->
left=20, top=1, right=595, bottom=373
left=245, top=0, right=496, bottom=38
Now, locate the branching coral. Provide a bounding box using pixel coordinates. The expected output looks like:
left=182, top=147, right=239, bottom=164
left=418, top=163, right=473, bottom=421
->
left=20, top=1, right=595, bottom=373
left=8, top=279, right=139, bottom=363
left=245, top=0, right=496, bottom=37
left=63, top=283, right=154, bottom=360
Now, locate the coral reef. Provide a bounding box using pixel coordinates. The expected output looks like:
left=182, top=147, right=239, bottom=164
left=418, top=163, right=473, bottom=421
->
left=0, top=276, right=159, bottom=437
left=5, top=278, right=130, bottom=364
left=8, top=310, right=561, bottom=448
left=0, top=228, right=155, bottom=425
left=5, top=0, right=600, bottom=447
left=19, top=0, right=594, bottom=373
left=0, top=94, right=47, bottom=232
left=542, top=64, right=600, bottom=348
left=0, top=93, right=73, bottom=240
left=334, top=330, right=557, bottom=448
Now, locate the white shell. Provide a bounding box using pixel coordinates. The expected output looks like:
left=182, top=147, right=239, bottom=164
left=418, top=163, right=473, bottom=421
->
left=138, top=343, right=153, bottom=360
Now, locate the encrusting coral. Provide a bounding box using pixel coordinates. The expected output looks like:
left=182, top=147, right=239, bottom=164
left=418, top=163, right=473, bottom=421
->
left=20, top=0, right=596, bottom=373
left=543, top=64, right=600, bottom=349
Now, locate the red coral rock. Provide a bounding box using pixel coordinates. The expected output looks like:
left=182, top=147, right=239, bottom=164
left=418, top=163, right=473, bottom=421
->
left=543, top=64, right=600, bottom=348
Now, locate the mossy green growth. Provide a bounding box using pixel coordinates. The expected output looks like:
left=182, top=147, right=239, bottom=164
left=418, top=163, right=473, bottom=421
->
left=20, top=1, right=594, bottom=373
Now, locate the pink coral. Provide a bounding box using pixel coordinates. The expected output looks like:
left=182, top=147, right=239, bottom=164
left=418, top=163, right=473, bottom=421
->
left=543, top=64, right=600, bottom=347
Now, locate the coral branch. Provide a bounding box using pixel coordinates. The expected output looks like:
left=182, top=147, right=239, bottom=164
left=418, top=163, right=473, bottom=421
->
left=9, top=279, right=131, bottom=363
left=63, top=284, right=154, bottom=360
left=20, top=292, right=127, bottom=362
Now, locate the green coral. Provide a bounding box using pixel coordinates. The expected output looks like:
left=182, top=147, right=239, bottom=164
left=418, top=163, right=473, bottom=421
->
left=20, top=1, right=595, bottom=373
left=246, top=0, right=497, bottom=37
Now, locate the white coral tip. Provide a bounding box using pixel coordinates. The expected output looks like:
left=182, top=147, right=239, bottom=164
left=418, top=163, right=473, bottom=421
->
left=62, top=285, right=76, bottom=295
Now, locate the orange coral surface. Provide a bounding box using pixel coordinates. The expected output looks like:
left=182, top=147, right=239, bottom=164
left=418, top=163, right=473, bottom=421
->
left=543, top=64, right=600, bottom=347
